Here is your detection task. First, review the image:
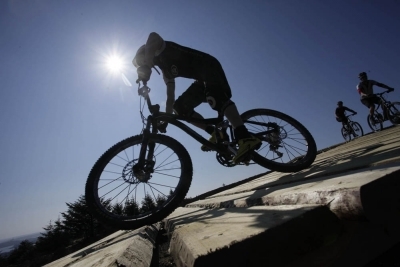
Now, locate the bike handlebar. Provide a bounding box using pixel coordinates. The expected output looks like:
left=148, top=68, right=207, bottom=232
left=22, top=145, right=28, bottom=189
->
left=374, top=90, right=393, bottom=97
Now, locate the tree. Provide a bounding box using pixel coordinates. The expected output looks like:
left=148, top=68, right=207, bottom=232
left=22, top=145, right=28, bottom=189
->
left=156, top=194, right=167, bottom=206
left=6, top=240, right=35, bottom=265
left=112, top=202, right=124, bottom=215
left=36, top=218, right=70, bottom=253
left=140, top=194, right=156, bottom=213
left=123, top=197, right=140, bottom=216
left=61, top=195, right=114, bottom=240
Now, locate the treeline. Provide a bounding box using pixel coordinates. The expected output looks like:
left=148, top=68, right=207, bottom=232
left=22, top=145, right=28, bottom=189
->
left=0, top=193, right=168, bottom=267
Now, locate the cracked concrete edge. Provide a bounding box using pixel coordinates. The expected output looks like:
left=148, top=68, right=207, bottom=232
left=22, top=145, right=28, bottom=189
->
left=44, top=224, right=160, bottom=267
left=185, top=188, right=363, bottom=219
left=114, top=224, right=160, bottom=267
left=185, top=168, right=400, bottom=224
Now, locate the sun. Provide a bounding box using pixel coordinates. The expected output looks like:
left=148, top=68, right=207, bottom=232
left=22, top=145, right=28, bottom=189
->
left=106, top=55, right=124, bottom=73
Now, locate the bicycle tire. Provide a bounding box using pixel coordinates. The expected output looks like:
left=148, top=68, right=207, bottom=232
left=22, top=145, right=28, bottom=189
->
left=341, top=127, right=351, bottom=142
left=85, top=134, right=193, bottom=230
left=386, top=102, right=400, bottom=125
left=241, top=108, right=317, bottom=172
left=350, top=122, right=364, bottom=137
left=367, top=113, right=383, bottom=132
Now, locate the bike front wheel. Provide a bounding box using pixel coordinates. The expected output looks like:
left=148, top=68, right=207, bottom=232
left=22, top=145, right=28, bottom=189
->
left=85, top=134, right=193, bottom=230
left=386, top=102, right=400, bottom=125
left=350, top=122, right=364, bottom=137
left=341, top=127, right=351, bottom=142
left=241, top=109, right=317, bottom=173
left=367, top=113, right=383, bottom=132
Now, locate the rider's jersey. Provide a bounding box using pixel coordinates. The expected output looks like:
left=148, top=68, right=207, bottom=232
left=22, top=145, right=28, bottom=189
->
left=356, top=80, right=380, bottom=99
left=135, top=32, right=219, bottom=85
left=153, top=41, right=215, bottom=82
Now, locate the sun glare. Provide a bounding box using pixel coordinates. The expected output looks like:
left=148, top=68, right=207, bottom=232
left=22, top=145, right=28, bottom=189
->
left=106, top=55, right=124, bottom=73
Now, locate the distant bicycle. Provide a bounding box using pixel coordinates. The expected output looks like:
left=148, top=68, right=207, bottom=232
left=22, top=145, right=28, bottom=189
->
left=367, top=90, right=400, bottom=132
left=341, top=114, right=363, bottom=141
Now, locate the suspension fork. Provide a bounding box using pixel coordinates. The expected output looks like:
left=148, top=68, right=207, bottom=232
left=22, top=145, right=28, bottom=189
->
left=137, top=115, right=156, bottom=171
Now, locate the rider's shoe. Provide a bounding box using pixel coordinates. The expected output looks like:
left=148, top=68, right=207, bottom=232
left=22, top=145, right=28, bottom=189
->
left=232, top=137, right=261, bottom=165
left=201, top=131, right=224, bottom=151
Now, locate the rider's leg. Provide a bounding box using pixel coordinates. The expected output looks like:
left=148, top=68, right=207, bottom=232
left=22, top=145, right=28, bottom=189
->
left=382, top=103, right=389, bottom=120
left=207, top=96, right=261, bottom=163
left=369, top=105, right=375, bottom=117
left=173, top=81, right=213, bottom=132
left=362, top=98, right=377, bottom=123
left=201, top=59, right=260, bottom=163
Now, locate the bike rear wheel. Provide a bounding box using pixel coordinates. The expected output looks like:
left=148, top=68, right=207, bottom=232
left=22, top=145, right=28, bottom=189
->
left=241, top=109, right=317, bottom=172
left=341, top=126, right=351, bottom=141
left=85, top=134, right=193, bottom=230
left=350, top=122, right=363, bottom=137
left=367, top=113, right=383, bottom=132
left=386, top=102, right=400, bottom=125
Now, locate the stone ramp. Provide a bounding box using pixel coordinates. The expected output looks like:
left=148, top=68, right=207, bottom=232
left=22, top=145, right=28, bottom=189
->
left=163, top=126, right=400, bottom=267
left=44, top=126, right=400, bottom=266
left=164, top=165, right=400, bottom=267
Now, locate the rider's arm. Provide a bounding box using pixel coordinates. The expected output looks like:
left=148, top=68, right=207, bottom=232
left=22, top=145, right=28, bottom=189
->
left=163, top=74, right=175, bottom=114
left=371, top=80, right=393, bottom=91
left=144, top=32, right=166, bottom=68
left=344, top=107, right=356, bottom=114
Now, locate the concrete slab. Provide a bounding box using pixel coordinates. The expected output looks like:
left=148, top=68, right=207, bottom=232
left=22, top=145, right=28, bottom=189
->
left=44, top=225, right=159, bottom=267
left=187, top=165, right=400, bottom=223
left=208, top=126, right=400, bottom=197
left=164, top=205, right=342, bottom=267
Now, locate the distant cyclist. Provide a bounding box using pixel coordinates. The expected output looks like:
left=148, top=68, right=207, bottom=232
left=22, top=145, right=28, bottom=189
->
left=335, top=101, right=357, bottom=127
left=357, top=72, right=394, bottom=121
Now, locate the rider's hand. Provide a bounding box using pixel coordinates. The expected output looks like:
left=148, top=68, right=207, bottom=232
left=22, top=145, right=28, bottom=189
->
left=353, top=112, right=357, bottom=115
left=388, top=87, right=394, bottom=92
left=137, top=65, right=152, bottom=83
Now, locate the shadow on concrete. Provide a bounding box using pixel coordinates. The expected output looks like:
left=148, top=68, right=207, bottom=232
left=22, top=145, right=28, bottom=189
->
left=251, top=145, right=400, bottom=192
left=165, top=205, right=343, bottom=267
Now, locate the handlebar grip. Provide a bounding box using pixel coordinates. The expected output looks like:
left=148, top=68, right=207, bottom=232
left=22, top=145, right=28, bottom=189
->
left=150, top=104, right=160, bottom=113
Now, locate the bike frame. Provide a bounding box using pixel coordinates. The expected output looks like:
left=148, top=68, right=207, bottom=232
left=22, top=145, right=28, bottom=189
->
left=373, top=91, right=392, bottom=115
left=136, top=84, right=277, bottom=169
left=342, top=114, right=358, bottom=135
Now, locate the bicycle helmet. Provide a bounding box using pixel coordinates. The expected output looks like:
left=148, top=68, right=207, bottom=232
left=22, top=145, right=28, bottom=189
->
left=358, top=72, right=367, bottom=80
left=337, top=101, right=343, bottom=106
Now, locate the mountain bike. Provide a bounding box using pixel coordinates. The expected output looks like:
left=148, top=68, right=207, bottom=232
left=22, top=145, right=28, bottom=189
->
left=85, top=83, right=317, bottom=230
left=341, top=114, right=363, bottom=142
left=367, top=90, right=400, bottom=132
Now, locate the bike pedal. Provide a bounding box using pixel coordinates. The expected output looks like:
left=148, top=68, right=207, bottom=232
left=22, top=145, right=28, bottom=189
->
left=201, top=146, right=212, bottom=152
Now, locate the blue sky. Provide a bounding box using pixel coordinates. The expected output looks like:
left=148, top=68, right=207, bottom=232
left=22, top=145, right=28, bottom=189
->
left=1, top=0, right=399, bottom=240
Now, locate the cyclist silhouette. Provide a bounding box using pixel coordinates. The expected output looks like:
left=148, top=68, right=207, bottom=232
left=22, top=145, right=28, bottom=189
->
left=357, top=72, right=394, bottom=121
left=132, top=32, right=260, bottom=164
left=335, top=101, right=357, bottom=127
